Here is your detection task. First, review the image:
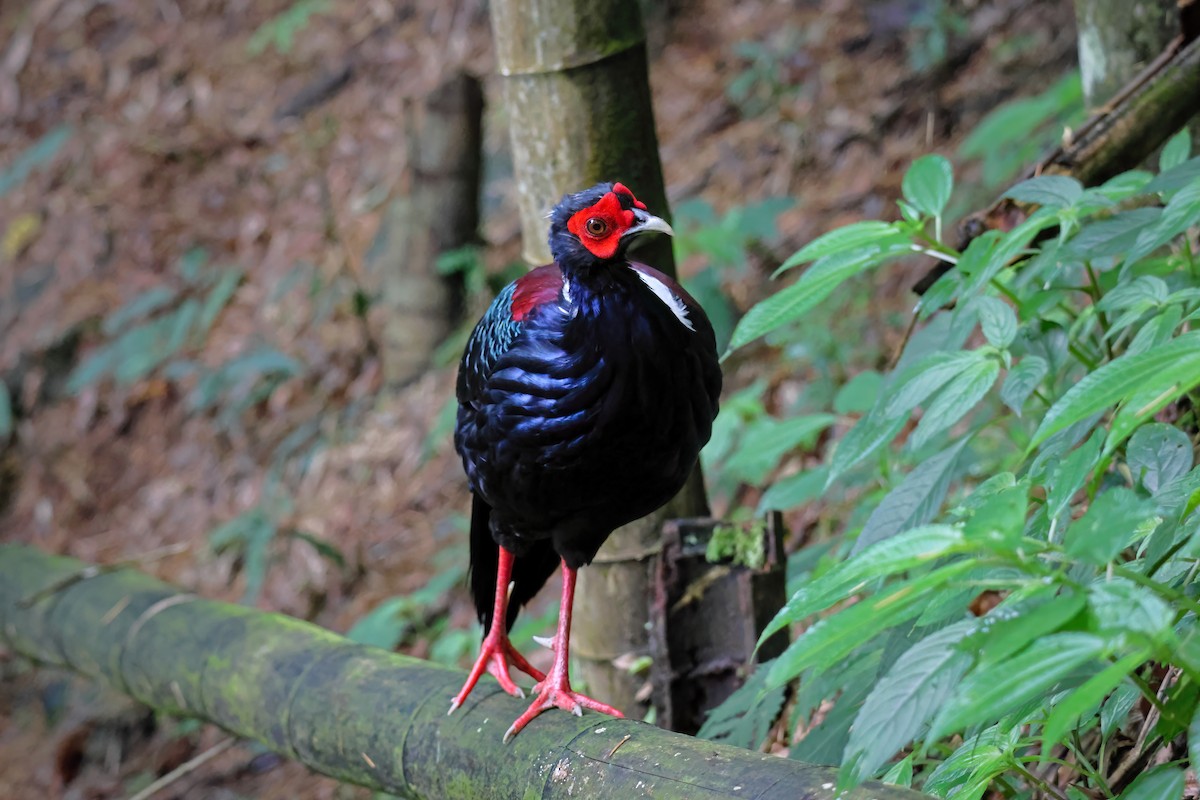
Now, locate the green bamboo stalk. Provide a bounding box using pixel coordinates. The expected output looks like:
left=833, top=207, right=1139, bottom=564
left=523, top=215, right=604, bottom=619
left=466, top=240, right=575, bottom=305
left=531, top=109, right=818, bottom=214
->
left=0, top=544, right=926, bottom=800
left=488, top=0, right=709, bottom=720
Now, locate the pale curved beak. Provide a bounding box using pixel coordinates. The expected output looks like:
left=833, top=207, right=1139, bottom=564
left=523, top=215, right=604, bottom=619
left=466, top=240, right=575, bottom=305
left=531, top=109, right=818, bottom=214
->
left=624, top=208, right=674, bottom=238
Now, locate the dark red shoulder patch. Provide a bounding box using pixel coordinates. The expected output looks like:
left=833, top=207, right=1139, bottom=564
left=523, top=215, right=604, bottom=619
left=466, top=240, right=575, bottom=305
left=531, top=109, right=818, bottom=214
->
left=511, top=264, right=565, bottom=321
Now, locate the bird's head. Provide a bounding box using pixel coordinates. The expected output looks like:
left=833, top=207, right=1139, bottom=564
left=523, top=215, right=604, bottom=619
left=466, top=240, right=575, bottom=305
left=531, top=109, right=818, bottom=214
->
left=547, top=182, right=674, bottom=270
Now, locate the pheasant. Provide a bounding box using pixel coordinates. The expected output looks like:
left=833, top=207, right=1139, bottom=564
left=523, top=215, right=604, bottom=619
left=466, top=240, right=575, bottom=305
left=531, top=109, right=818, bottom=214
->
left=449, top=182, right=722, bottom=740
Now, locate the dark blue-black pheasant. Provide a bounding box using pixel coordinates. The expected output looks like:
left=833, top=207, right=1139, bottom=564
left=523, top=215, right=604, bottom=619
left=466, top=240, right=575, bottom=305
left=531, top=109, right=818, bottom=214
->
left=448, top=182, right=722, bottom=740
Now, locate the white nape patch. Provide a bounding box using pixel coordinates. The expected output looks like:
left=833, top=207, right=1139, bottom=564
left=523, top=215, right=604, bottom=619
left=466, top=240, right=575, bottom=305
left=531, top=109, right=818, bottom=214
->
left=632, top=268, right=695, bottom=331
left=562, top=279, right=572, bottom=304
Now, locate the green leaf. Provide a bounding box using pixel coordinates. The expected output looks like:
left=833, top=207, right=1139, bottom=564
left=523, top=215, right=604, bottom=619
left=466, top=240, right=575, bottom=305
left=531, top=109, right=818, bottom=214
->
left=1127, top=423, right=1193, bottom=494
left=1030, top=331, right=1200, bottom=450
left=1000, top=355, right=1048, bottom=417
left=843, top=622, right=973, bottom=782
left=758, top=467, right=829, bottom=513
left=855, top=440, right=969, bottom=553
left=1066, top=207, right=1161, bottom=259
left=1159, top=128, right=1191, bottom=172
left=827, top=410, right=906, bottom=485
left=346, top=597, right=414, bottom=650
left=976, top=297, right=1017, bottom=348
left=1144, top=156, right=1200, bottom=194
left=1088, top=578, right=1171, bottom=639
left=0, top=383, right=11, bottom=439
left=766, top=561, right=975, bottom=688
left=195, top=268, right=243, bottom=340
left=962, top=484, right=1027, bottom=550
left=697, top=660, right=786, bottom=748
left=931, top=632, right=1104, bottom=739
left=1101, top=682, right=1140, bottom=738
left=1116, top=766, right=1185, bottom=800
left=923, top=726, right=1020, bottom=800
left=907, top=359, right=999, bottom=451
left=833, top=370, right=883, bottom=414
left=723, top=413, right=836, bottom=484
left=760, top=524, right=966, bottom=644
left=102, top=286, right=180, bottom=336
left=1097, top=275, right=1168, bottom=313
left=0, top=125, right=72, bottom=197
left=964, top=591, right=1087, bottom=666
left=880, top=755, right=913, bottom=787
left=1190, top=703, right=1200, bottom=788
left=1064, top=487, right=1157, bottom=565
left=960, top=211, right=1060, bottom=298
left=884, top=350, right=984, bottom=420
left=1042, top=649, right=1149, bottom=747
left=776, top=221, right=906, bottom=274
left=728, top=243, right=910, bottom=352
left=1044, top=429, right=1104, bottom=523
left=1123, top=177, right=1200, bottom=267
left=902, top=154, right=954, bottom=218
left=1004, top=175, right=1084, bottom=208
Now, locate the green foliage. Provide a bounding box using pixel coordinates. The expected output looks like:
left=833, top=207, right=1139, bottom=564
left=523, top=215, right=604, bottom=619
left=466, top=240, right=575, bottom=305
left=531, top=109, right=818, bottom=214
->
left=706, top=520, right=768, bottom=570
left=707, top=131, right=1200, bottom=797
left=725, top=37, right=805, bottom=117
left=960, top=73, right=1085, bottom=189
left=0, top=125, right=72, bottom=198
left=0, top=383, right=11, bottom=439
left=905, top=0, right=969, bottom=73
left=247, top=0, right=330, bottom=56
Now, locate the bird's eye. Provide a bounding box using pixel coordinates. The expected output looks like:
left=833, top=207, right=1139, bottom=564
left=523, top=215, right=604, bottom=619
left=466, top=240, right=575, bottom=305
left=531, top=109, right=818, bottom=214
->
left=585, top=218, right=607, bottom=237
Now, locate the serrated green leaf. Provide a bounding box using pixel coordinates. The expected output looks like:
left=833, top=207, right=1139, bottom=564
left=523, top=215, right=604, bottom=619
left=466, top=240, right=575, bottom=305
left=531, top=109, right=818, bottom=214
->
left=1042, top=649, right=1149, bottom=747
left=855, top=440, right=969, bottom=553
left=728, top=243, right=910, bottom=352
left=960, top=211, right=1060, bottom=298
left=1127, top=423, right=1193, bottom=494
left=1066, top=207, right=1161, bottom=258
left=903, top=154, right=954, bottom=219
left=884, top=350, right=983, bottom=420
left=976, top=296, right=1017, bottom=348
left=1190, top=703, right=1200, bottom=788
left=963, top=484, right=1027, bottom=550
left=1004, top=175, right=1084, bottom=208
left=1065, top=487, right=1157, bottom=565
left=1030, top=331, right=1200, bottom=450
left=827, top=410, right=907, bottom=485
left=844, top=622, right=972, bottom=782
left=1097, top=275, right=1168, bottom=312
left=1117, top=765, right=1185, bottom=800
left=924, top=726, right=1020, bottom=800
left=1000, top=355, right=1048, bottom=417
left=760, top=524, right=966, bottom=644
left=964, top=591, right=1087, bottom=666
left=697, top=659, right=786, bottom=748
left=880, top=755, right=914, bottom=787
left=1159, top=128, right=1191, bottom=172
left=932, top=632, right=1104, bottom=739
left=1101, top=682, right=1140, bottom=738
left=776, top=221, right=906, bottom=274
left=1088, top=578, right=1171, bottom=639
left=1123, top=177, right=1200, bottom=268
left=1105, top=371, right=1200, bottom=457
left=1125, top=305, right=1183, bottom=357
left=765, top=560, right=975, bottom=686
left=1044, top=429, right=1104, bottom=523
left=908, top=359, right=999, bottom=451
left=1144, top=156, right=1200, bottom=194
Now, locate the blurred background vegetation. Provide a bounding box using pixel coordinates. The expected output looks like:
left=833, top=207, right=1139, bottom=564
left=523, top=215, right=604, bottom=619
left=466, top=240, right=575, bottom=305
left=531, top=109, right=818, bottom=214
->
left=4, top=0, right=1195, bottom=798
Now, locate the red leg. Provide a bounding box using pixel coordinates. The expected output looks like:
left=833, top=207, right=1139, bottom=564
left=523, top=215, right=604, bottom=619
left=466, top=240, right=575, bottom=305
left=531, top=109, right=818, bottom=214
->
left=503, top=561, right=623, bottom=742
left=449, top=547, right=545, bottom=714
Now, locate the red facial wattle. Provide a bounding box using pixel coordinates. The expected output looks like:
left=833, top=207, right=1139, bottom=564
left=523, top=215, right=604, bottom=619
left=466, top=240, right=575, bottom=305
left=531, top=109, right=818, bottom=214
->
left=566, top=191, right=633, bottom=259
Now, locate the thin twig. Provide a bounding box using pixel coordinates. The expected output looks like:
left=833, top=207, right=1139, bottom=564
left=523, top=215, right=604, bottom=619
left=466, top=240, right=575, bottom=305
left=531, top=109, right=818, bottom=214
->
left=126, top=737, right=237, bottom=800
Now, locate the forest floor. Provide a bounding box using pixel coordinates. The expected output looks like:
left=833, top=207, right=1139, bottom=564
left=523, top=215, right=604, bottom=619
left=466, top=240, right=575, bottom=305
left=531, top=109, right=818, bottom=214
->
left=0, top=0, right=1078, bottom=797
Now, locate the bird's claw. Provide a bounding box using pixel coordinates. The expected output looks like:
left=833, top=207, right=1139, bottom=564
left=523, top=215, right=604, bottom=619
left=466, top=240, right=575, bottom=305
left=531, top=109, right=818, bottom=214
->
left=501, top=677, right=623, bottom=742
left=450, top=631, right=544, bottom=713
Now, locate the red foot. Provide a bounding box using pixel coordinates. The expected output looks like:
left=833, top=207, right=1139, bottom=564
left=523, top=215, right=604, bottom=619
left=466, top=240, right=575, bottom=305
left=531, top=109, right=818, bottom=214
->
left=449, top=630, right=545, bottom=714
left=503, top=674, right=623, bottom=742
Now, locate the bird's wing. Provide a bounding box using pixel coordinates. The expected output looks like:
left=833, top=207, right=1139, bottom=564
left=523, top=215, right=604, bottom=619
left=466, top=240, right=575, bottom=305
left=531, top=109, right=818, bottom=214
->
left=457, top=264, right=565, bottom=405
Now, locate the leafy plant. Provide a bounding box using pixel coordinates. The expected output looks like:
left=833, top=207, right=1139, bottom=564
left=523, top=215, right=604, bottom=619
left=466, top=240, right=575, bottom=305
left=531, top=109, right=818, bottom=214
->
left=709, top=133, right=1200, bottom=799
left=246, top=0, right=330, bottom=56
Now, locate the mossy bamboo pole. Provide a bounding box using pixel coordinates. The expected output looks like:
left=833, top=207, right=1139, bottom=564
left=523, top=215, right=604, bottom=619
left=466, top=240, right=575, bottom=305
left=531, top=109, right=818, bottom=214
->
left=488, top=0, right=709, bottom=719
left=0, top=544, right=925, bottom=800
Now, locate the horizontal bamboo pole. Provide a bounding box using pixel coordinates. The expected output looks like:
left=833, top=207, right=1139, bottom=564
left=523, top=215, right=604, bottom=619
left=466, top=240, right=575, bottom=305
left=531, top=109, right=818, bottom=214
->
left=0, top=544, right=925, bottom=800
